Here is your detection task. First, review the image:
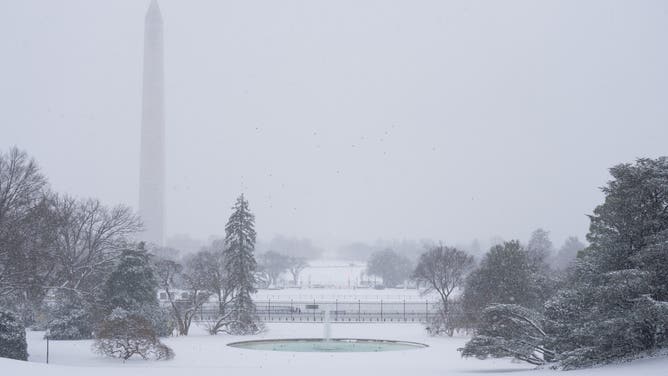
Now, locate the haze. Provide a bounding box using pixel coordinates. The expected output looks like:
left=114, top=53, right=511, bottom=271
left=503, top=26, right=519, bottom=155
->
left=2, top=0, right=667, bottom=252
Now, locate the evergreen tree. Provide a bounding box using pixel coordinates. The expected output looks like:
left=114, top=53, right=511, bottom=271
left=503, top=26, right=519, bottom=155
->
left=462, top=241, right=551, bottom=323
left=459, top=158, right=668, bottom=369
left=102, top=243, right=158, bottom=311
left=223, top=195, right=262, bottom=335
left=0, top=310, right=28, bottom=361
left=544, top=157, right=668, bottom=368
left=586, top=157, right=668, bottom=272
left=99, top=243, right=170, bottom=337
left=460, top=304, right=554, bottom=366
left=46, top=291, right=94, bottom=340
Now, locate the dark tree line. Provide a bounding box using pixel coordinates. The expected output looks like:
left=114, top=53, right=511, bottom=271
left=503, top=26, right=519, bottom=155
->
left=407, top=159, right=666, bottom=371
left=0, top=148, right=141, bottom=331
left=0, top=148, right=263, bottom=361
left=459, top=157, right=668, bottom=369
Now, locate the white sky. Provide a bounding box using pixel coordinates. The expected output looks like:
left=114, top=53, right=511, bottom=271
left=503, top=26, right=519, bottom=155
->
left=2, top=0, right=667, bottom=251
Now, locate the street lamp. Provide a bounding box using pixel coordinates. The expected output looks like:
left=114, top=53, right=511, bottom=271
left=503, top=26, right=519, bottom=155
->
left=45, top=329, right=50, bottom=364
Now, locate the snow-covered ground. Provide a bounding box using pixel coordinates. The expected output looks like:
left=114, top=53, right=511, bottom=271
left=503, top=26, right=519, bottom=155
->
left=5, top=323, right=666, bottom=376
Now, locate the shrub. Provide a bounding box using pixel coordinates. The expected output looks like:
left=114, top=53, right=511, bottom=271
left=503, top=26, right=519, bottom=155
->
left=93, top=308, right=174, bottom=361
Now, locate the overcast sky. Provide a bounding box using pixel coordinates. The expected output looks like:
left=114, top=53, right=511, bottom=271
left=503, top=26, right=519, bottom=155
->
left=2, top=0, right=667, bottom=252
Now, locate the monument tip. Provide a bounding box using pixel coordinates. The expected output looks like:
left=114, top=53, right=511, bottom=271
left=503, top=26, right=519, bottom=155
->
left=146, top=0, right=162, bottom=18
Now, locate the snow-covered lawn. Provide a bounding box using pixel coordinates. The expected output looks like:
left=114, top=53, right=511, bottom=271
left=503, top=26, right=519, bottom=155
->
left=2, top=323, right=666, bottom=375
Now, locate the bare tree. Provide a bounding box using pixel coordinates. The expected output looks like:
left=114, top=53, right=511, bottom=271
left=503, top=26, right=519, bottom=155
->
left=0, top=147, right=55, bottom=316
left=287, top=256, right=308, bottom=286
left=154, top=255, right=211, bottom=336
left=0, top=148, right=142, bottom=324
left=51, top=196, right=142, bottom=297
left=199, top=240, right=233, bottom=315
left=412, top=245, right=475, bottom=335
left=0, top=147, right=47, bottom=224
left=257, top=251, right=290, bottom=287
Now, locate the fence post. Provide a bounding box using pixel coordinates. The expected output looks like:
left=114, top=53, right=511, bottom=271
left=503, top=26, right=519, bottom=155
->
left=335, top=299, right=338, bottom=322
left=358, top=300, right=361, bottom=322
left=380, top=300, right=383, bottom=322
left=268, top=299, right=271, bottom=321
left=313, top=299, right=316, bottom=321
left=403, top=300, right=406, bottom=322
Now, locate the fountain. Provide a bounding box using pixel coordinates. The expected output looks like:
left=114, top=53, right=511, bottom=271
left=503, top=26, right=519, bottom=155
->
left=227, top=306, right=428, bottom=353
left=323, top=309, right=331, bottom=342
left=313, top=308, right=336, bottom=351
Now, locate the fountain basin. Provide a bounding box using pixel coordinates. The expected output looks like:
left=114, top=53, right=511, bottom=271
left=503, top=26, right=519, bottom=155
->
left=227, top=338, right=428, bottom=352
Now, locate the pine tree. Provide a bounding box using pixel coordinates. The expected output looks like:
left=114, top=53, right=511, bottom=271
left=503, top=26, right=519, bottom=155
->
left=102, top=243, right=159, bottom=312
left=545, top=157, right=668, bottom=368
left=462, top=241, right=550, bottom=321
left=46, top=291, right=95, bottom=340
left=0, top=311, right=28, bottom=361
left=99, top=242, right=171, bottom=337
left=223, top=195, right=262, bottom=335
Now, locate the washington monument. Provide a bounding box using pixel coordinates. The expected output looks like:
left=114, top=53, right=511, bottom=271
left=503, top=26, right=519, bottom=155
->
left=139, top=0, right=165, bottom=245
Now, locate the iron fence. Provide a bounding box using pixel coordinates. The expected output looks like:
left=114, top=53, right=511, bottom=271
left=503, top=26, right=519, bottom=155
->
left=193, top=300, right=442, bottom=323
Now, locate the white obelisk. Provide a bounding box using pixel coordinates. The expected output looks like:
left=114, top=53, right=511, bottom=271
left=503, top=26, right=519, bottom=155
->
left=139, top=0, right=165, bottom=245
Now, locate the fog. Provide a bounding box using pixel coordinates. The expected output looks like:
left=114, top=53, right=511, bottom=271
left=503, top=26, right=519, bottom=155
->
left=2, top=0, right=667, bottom=252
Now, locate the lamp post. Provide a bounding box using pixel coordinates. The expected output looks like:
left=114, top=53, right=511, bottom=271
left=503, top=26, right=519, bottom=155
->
left=45, top=329, right=50, bottom=364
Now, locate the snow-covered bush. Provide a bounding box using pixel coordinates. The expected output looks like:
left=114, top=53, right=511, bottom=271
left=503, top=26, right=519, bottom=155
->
left=545, top=270, right=668, bottom=369
left=93, top=308, right=174, bottom=361
left=0, top=310, right=28, bottom=361
left=459, top=304, right=554, bottom=366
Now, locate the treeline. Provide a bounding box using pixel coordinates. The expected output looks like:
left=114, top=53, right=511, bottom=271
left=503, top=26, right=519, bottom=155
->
left=0, top=147, right=141, bottom=325
left=364, top=229, right=583, bottom=291
left=405, top=157, right=668, bottom=369
left=0, top=148, right=264, bottom=361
